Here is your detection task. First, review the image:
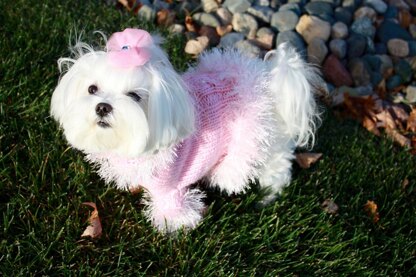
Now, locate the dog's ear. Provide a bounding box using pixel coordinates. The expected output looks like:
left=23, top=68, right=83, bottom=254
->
left=146, top=59, right=195, bottom=150
left=51, top=64, right=77, bottom=124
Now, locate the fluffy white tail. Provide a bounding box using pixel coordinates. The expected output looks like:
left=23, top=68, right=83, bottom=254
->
left=266, top=43, right=322, bottom=147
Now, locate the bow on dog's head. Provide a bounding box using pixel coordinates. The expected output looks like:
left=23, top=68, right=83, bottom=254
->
left=51, top=28, right=195, bottom=157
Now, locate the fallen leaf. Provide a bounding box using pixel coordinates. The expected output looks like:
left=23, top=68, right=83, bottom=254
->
left=362, top=115, right=380, bottom=136
left=402, top=178, right=409, bottom=190
left=385, top=127, right=411, bottom=148
left=375, top=109, right=397, bottom=130
left=295, top=153, right=323, bottom=169
left=364, top=200, right=380, bottom=223
left=118, top=0, right=135, bottom=10
left=81, top=202, right=102, bottom=239
left=407, top=109, right=416, bottom=132
left=185, top=15, right=197, bottom=32
left=321, top=199, right=339, bottom=215
left=129, top=186, right=143, bottom=195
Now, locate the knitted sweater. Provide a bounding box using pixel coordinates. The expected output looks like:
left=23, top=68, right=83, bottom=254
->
left=86, top=50, right=274, bottom=229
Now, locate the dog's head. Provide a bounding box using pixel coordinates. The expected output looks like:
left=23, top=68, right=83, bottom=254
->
left=51, top=29, right=195, bottom=157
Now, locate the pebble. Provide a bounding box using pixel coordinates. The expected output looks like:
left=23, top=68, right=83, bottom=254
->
left=137, top=5, right=157, bottom=22
left=235, top=40, right=263, bottom=58
left=329, top=39, right=347, bottom=59
left=168, top=24, right=185, bottom=34
left=331, top=21, right=349, bottom=39
left=347, top=34, right=367, bottom=59
left=216, top=8, right=233, bottom=25
left=271, top=10, right=299, bottom=32
left=387, top=39, right=410, bottom=57
left=223, top=0, right=251, bottom=14
left=219, top=32, right=245, bottom=48
left=185, top=36, right=209, bottom=56
left=199, top=26, right=220, bottom=46
left=308, top=38, right=328, bottom=65
left=348, top=58, right=372, bottom=86
left=350, top=17, right=376, bottom=39
left=232, top=13, right=258, bottom=39
left=256, top=27, right=275, bottom=49
left=386, top=74, right=404, bottom=90
left=247, top=5, right=274, bottom=23
left=304, top=2, right=335, bottom=23
left=202, top=0, right=219, bottom=13
left=275, top=30, right=306, bottom=56
left=353, top=6, right=377, bottom=22
left=405, top=85, right=416, bottom=102
left=295, top=15, right=331, bottom=44
left=192, top=12, right=221, bottom=28
left=279, top=3, right=301, bottom=15
left=323, top=54, right=354, bottom=87
left=378, top=54, right=394, bottom=76
left=394, top=59, right=413, bottom=82
left=376, top=21, right=413, bottom=43
left=334, top=7, right=352, bottom=25
left=364, top=0, right=388, bottom=14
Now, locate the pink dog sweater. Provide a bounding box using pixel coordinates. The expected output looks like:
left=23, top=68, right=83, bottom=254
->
left=87, top=50, right=274, bottom=229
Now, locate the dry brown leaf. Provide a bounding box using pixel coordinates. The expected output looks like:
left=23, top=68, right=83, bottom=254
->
left=375, top=109, right=397, bottom=130
left=118, top=0, right=135, bottom=10
left=385, top=127, right=411, bottom=148
left=81, top=202, right=102, bottom=239
left=185, top=15, right=197, bottom=32
left=321, top=199, right=339, bottom=215
left=407, top=109, right=416, bottom=132
left=295, top=153, right=323, bottom=169
left=402, top=178, right=410, bottom=190
left=362, top=115, right=380, bottom=136
left=364, top=200, right=380, bottom=223
left=389, top=105, right=409, bottom=131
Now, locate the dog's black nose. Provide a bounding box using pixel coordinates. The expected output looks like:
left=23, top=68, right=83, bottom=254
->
left=95, top=102, right=113, bottom=117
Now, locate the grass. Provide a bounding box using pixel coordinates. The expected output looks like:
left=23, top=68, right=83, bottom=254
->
left=1, top=0, right=416, bottom=275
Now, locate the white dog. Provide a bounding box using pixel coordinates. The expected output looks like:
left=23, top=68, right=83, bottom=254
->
left=51, top=28, right=321, bottom=233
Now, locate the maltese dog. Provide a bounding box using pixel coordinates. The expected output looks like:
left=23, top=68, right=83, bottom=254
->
left=51, top=28, right=321, bottom=233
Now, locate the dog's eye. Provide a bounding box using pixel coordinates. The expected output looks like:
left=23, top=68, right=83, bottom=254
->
left=127, top=91, right=142, bottom=103
left=88, top=85, right=98, bottom=95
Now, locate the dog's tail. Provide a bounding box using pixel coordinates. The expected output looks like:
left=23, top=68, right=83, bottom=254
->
left=265, top=44, right=322, bottom=148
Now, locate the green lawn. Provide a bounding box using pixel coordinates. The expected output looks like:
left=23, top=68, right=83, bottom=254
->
left=1, top=0, right=415, bottom=275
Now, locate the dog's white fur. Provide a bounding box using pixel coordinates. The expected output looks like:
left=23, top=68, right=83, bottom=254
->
left=51, top=31, right=322, bottom=232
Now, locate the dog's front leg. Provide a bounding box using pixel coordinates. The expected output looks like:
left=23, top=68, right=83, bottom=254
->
left=143, top=186, right=205, bottom=233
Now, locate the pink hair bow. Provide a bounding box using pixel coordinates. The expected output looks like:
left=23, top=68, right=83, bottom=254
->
left=106, top=28, right=153, bottom=68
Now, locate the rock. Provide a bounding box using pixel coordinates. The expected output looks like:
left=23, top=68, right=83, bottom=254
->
left=322, top=54, right=354, bottom=87
left=354, top=6, right=377, bottom=22
left=408, top=41, right=416, bottom=56
left=216, top=24, right=233, bottom=36
left=232, top=13, right=258, bottom=39
left=153, top=0, right=171, bottom=10
left=223, top=0, right=251, bottom=14
left=185, top=36, right=209, bottom=56
left=350, top=17, right=376, bottom=39
left=409, top=24, right=416, bottom=39
left=295, top=15, right=331, bottom=44
left=347, top=34, right=367, bottom=58
left=202, top=0, right=219, bottom=13
left=329, top=38, right=347, bottom=59
left=384, top=5, right=399, bottom=19
left=378, top=54, right=394, bottom=76
left=219, top=32, right=245, bottom=48
left=342, top=0, right=358, bottom=10
left=304, top=2, right=335, bottom=23
left=192, top=12, right=221, bottom=28
left=199, top=26, right=220, bottom=46
left=255, top=0, right=271, bottom=6
left=405, top=85, right=416, bottom=102
left=137, top=5, right=157, bottom=22
left=308, top=38, right=328, bottom=64
left=376, top=21, right=413, bottom=43
left=362, top=55, right=381, bottom=72
left=348, top=58, right=372, bottom=86
left=168, top=24, right=185, bottom=34
left=364, top=0, right=388, bottom=13
left=398, top=9, right=412, bottom=29
left=394, top=59, right=413, bottom=82
left=271, top=10, right=299, bottom=32
left=386, top=75, right=404, bottom=90
left=334, top=7, right=352, bottom=25
left=331, top=21, right=349, bottom=39
left=279, top=3, right=301, bottom=15
left=247, top=6, right=274, bottom=23
left=375, top=43, right=388, bottom=54
left=235, top=40, right=263, bottom=58
left=388, top=0, right=410, bottom=10
left=387, top=39, right=409, bottom=57
left=275, top=30, right=306, bottom=56
left=256, top=27, right=275, bottom=49
left=216, top=8, right=233, bottom=25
